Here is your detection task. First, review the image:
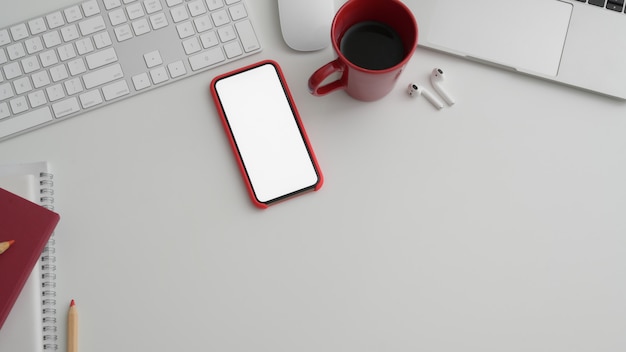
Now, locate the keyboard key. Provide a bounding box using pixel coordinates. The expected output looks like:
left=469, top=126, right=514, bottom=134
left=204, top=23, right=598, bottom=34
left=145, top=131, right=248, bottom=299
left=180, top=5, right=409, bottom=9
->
left=13, top=77, right=33, bottom=95
left=0, top=49, right=6, bottom=64
left=24, top=37, right=44, bottom=54
left=103, top=0, right=122, bottom=10
left=46, top=12, right=65, bottom=29
left=132, top=18, right=151, bottom=36
left=183, top=37, right=201, bottom=54
left=50, top=64, right=69, bottom=82
left=211, top=10, right=230, bottom=27
left=79, top=16, right=107, bottom=36
left=3, top=62, right=22, bottom=80
left=0, top=83, right=15, bottom=100
left=46, top=84, right=66, bottom=101
left=143, top=50, right=162, bottom=68
left=64, top=6, right=83, bottom=23
left=114, top=25, right=133, bottom=42
left=52, top=97, right=81, bottom=117
left=68, top=58, right=87, bottom=75
left=171, top=6, right=189, bottom=23
left=28, top=18, right=47, bottom=35
left=10, top=96, right=29, bottom=114
left=109, top=9, right=127, bottom=26
left=176, top=22, right=195, bottom=39
left=194, top=15, right=212, bottom=32
left=607, top=0, right=624, bottom=11
left=7, top=43, right=26, bottom=60
left=0, top=102, right=9, bottom=119
left=167, top=60, right=186, bottom=78
left=58, top=44, right=77, bottom=61
left=0, top=30, right=11, bottom=46
left=93, top=32, right=112, bottom=48
left=235, top=20, right=260, bottom=52
left=188, top=47, right=225, bottom=70
left=206, top=0, right=224, bottom=11
left=32, top=71, right=51, bottom=88
left=224, top=41, right=242, bottom=58
left=79, top=89, right=103, bottom=108
left=10, top=24, right=29, bottom=41
left=61, top=24, right=80, bottom=42
left=83, top=63, right=124, bottom=89
left=150, top=13, right=169, bottom=30
left=188, top=0, right=207, bottom=16
left=102, top=80, right=130, bottom=100
left=217, top=25, right=236, bottom=42
left=28, top=90, right=47, bottom=108
left=132, top=72, right=151, bottom=90
left=43, top=31, right=62, bottom=48
left=75, top=38, right=95, bottom=55
left=166, top=0, right=183, bottom=7
left=86, top=47, right=118, bottom=69
left=82, top=0, right=101, bottom=17
left=21, top=56, right=41, bottom=74
left=126, top=3, right=145, bottom=20
left=149, top=66, right=168, bottom=84
left=64, top=78, right=84, bottom=95
left=0, top=107, right=53, bottom=139
left=229, top=4, right=247, bottom=21
left=39, top=50, right=59, bottom=67
left=200, top=31, right=218, bottom=48
left=144, top=0, right=163, bottom=14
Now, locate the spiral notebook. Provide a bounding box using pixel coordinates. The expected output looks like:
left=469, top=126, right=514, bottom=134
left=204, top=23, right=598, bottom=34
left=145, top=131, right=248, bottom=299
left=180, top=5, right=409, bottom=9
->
left=0, top=162, right=59, bottom=352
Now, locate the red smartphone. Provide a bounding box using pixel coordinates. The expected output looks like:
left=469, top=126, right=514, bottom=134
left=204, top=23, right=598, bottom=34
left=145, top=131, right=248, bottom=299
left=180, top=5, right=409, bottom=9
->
left=210, top=60, right=323, bottom=208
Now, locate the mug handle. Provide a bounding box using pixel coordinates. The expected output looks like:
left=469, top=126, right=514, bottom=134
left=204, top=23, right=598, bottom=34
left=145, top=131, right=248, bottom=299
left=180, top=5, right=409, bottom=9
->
left=308, top=59, right=347, bottom=96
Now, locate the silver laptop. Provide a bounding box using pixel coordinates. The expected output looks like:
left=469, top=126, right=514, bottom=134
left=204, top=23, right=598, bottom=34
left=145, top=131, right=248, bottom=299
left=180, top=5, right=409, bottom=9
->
left=405, top=0, right=626, bottom=99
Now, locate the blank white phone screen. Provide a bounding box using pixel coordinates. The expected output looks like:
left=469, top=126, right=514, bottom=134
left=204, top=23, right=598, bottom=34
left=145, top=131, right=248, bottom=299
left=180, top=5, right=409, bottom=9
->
left=214, top=63, right=319, bottom=203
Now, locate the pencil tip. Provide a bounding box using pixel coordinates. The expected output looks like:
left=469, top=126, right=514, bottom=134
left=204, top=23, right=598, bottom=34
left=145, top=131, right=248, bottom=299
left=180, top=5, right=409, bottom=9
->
left=8, top=240, right=15, bottom=245
left=70, top=299, right=75, bottom=307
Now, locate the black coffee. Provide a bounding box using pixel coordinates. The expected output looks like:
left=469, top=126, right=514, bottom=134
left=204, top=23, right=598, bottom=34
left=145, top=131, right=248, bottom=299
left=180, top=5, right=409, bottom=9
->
left=340, top=21, right=405, bottom=70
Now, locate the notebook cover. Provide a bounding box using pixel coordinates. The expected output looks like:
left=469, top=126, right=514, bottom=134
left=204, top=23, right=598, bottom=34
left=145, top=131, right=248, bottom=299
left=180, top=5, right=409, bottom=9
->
left=0, top=187, right=60, bottom=330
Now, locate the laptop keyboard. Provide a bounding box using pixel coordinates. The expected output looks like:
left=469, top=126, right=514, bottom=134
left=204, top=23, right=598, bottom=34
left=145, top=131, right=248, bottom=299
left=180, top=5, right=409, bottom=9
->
left=577, top=0, right=626, bottom=12
left=0, top=0, right=261, bottom=142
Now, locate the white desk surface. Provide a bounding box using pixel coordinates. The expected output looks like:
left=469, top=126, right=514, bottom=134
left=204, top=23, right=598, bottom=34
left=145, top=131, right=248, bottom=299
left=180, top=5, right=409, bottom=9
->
left=2, top=1, right=626, bottom=351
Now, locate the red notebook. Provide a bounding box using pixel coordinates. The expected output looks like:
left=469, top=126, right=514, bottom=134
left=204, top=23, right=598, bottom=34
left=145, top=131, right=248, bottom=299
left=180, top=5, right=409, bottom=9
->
left=0, top=187, right=60, bottom=330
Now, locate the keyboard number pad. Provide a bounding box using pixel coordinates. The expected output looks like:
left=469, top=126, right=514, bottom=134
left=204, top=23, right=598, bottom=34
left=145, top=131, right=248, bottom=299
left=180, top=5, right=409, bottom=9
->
left=173, top=0, right=260, bottom=70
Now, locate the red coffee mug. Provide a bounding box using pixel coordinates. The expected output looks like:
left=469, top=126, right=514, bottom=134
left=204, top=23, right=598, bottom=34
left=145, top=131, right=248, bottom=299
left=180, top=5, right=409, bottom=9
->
left=308, top=0, right=418, bottom=102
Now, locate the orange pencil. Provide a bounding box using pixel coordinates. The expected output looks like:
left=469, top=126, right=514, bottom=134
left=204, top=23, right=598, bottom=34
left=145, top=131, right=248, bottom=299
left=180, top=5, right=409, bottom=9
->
left=0, top=240, right=15, bottom=255
left=67, top=300, right=78, bottom=352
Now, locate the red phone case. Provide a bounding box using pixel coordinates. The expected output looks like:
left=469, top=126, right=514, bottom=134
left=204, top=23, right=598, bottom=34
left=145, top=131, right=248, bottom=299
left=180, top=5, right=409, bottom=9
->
left=210, top=60, right=323, bottom=208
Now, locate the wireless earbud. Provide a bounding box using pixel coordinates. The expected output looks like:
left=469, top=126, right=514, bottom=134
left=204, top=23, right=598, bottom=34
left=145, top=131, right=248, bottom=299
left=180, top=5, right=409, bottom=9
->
left=430, top=68, right=455, bottom=106
left=408, top=83, right=443, bottom=110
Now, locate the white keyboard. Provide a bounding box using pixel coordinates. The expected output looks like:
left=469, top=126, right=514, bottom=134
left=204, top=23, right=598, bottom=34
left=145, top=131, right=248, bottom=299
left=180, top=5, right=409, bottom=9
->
left=0, top=0, right=261, bottom=142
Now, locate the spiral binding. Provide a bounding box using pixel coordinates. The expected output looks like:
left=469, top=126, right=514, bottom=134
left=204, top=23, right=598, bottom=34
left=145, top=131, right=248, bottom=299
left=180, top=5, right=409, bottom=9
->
left=39, top=171, right=58, bottom=351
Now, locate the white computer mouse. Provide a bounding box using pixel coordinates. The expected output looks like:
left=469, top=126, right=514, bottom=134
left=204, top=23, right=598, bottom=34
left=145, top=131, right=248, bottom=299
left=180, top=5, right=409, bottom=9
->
left=277, top=0, right=335, bottom=51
